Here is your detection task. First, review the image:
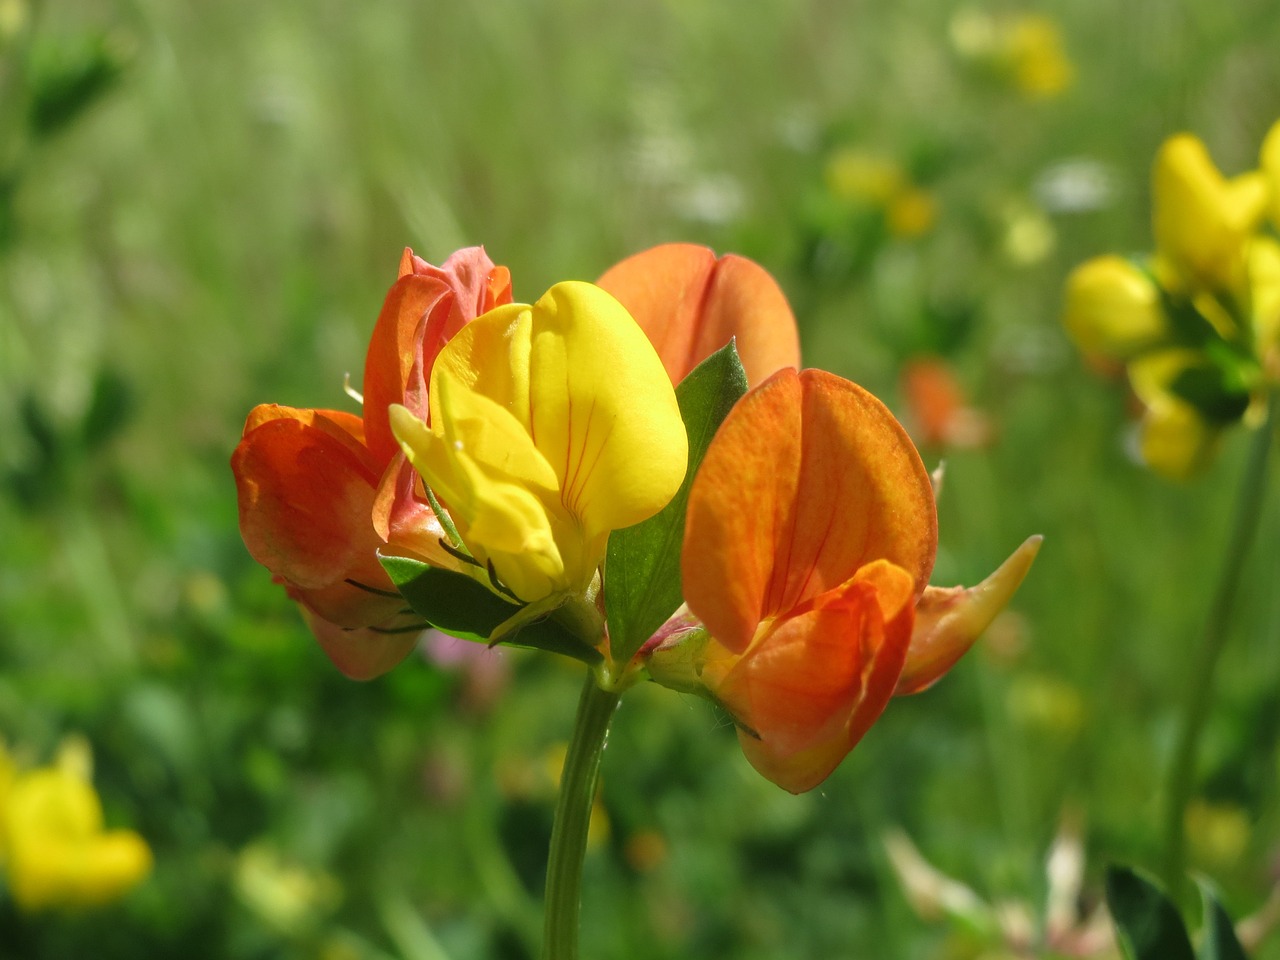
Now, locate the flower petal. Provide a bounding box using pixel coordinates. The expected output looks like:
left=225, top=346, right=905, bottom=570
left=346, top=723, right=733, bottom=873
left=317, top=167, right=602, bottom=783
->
left=683, top=368, right=937, bottom=653
left=895, top=536, right=1042, bottom=695
left=598, top=243, right=801, bottom=386
left=525, top=282, right=688, bottom=542
left=300, top=607, right=424, bottom=681
left=1062, top=255, right=1168, bottom=360
left=714, top=560, right=915, bottom=793
left=232, top=406, right=396, bottom=626
left=363, top=247, right=512, bottom=464
left=1153, top=134, right=1269, bottom=293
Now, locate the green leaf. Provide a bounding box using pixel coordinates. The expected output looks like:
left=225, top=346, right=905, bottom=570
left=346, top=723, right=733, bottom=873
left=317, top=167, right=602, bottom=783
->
left=603, top=341, right=748, bottom=664
left=1198, top=881, right=1248, bottom=960
left=1105, top=865, right=1195, bottom=960
left=379, top=556, right=600, bottom=665
left=27, top=33, right=127, bottom=139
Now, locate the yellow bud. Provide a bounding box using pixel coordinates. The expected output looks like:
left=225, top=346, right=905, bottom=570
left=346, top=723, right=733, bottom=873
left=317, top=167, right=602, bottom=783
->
left=1063, top=256, right=1167, bottom=359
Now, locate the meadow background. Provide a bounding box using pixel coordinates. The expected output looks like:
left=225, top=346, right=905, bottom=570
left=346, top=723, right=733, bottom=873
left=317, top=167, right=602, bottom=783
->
left=3, top=0, right=1280, bottom=957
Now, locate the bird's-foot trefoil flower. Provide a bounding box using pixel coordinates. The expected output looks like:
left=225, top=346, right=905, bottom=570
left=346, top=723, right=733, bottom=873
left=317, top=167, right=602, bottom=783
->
left=642, top=367, right=1038, bottom=792
left=389, top=280, right=688, bottom=628
left=231, top=246, right=511, bottom=678
left=1063, top=122, right=1280, bottom=478
left=0, top=737, right=152, bottom=912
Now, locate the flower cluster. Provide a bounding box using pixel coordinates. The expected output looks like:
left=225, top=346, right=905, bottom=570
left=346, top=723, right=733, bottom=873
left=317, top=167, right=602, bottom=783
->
left=1063, top=123, right=1280, bottom=477
left=0, top=736, right=152, bottom=912
left=233, top=242, right=1038, bottom=792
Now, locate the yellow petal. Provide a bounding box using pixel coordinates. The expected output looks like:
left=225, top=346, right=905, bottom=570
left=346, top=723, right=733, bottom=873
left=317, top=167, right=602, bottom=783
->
left=1153, top=134, right=1268, bottom=293
left=523, top=281, right=687, bottom=542
left=1062, top=256, right=1167, bottom=359
left=895, top=536, right=1042, bottom=695
left=1127, top=350, right=1221, bottom=478
left=1262, top=119, right=1280, bottom=226
left=390, top=398, right=568, bottom=602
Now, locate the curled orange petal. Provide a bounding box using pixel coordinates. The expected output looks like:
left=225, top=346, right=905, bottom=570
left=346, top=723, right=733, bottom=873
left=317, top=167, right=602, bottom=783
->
left=712, top=560, right=916, bottom=793
left=895, top=536, right=1042, bottom=695
left=597, top=243, right=800, bottom=386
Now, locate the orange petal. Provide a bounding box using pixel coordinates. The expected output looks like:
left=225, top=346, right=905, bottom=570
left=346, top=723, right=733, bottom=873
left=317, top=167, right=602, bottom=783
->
left=682, top=368, right=937, bottom=653
left=300, top=606, right=424, bottom=680
left=361, top=274, right=456, bottom=464
left=232, top=409, right=392, bottom=626
left=895, top=535, right=1042, bottom=695
left=363, top=247, right=513, bottom=464
left=597, top=243, right=800, bottom=386
left=371, top=454, right=461, bottom=570
left=720, top=560, right=915, bottom=793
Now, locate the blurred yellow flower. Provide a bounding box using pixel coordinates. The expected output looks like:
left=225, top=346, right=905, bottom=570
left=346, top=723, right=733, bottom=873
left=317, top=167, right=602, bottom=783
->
left=949, top=9, right=1075, bottom=100
left=825, top=147, right=937, bottom=238
left=1184, top=799, right=1251, bottom=868
left=234, top=842, right=342, bottom=936
left=1153, top=134, right=1269, bottom=297
left=1064, top=123, right=1280, bottom=479
left=1127, top=350, right=1222, bottom=479
left=1063, top=256, right=1167, bottom=360
left=1, top=738, right=152, bottom=912
left=1006, top=15, right=1075, bottom=98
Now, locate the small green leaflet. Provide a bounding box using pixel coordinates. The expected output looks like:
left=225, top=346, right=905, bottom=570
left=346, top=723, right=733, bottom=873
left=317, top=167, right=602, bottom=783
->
left=603, top=340, right=749, bottom=664
left=379, top=556, right=601, bottom=665
left=1104, top=866, right=1250, bottom=960
left=1105, top=866, right=1195, bottom=960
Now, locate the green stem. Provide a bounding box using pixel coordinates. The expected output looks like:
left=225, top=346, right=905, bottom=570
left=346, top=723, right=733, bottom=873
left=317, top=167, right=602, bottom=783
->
left=1160, top=397, right=1275, bottom=896
left=541, top=672, right=620, bottom=960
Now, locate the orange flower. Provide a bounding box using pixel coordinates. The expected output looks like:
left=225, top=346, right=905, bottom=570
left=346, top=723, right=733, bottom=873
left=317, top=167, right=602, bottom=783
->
left=647, top=368, right=1038, bottom=792
left=597, top=243, right=801, bottom=386
left=231, top=247, right=511, bottom=679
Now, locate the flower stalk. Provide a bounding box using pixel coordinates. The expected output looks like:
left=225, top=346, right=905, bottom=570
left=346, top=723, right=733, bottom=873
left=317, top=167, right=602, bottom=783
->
left=542, top=672, right=621, bottom=960
left=1161, top=391, right=1275, bottom=897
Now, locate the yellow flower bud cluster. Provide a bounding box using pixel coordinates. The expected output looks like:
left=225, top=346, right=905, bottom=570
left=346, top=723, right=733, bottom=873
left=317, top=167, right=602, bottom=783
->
left=1063, top=123, right=1280, bottom=478
left=0, top=736, right=151, bottom=912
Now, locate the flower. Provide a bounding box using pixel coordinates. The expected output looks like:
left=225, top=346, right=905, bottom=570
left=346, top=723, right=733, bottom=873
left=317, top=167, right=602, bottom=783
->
left=1064, top=124, right=1280, bottom=478
left=1063, top=255, right=1168, bottom=362
left=390, top=280, right=687, bottom=607
left=596, top=243, right=801, bottom=386
left=645, top=368, right=1037, bottom=792
left=949, top=10, right=1075, bottom=100
left=232, top=247, right=511, bottom=678
left=1, top=738, right=152, bottom=912
left=1152, top=134, right=1269, bottom=297
left=823, top=148, right=938, bottom=240
left=899, top=356, right=992, bottom=449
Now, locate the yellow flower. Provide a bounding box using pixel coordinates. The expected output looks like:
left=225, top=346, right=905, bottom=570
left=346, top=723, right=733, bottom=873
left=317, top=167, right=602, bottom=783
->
left=1153, top=133, right=1269, bottom=296
left=2, top=744, right=152, bottom=911
left=1062, top=255, right=1167, bottom=360
left=1128, top=349, right=1222, bottom=479
left=391, top=281, right=687, bottom=605
left=824, top=148, right=937, bottom=239
left=1006, top=15, right=1075, bottom=99
left=1261, top=119, right=1280, bottom=227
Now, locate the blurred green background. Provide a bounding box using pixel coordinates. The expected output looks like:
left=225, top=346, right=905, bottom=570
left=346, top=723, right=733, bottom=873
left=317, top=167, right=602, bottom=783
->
left=3, top=0, right=1280, bottom=957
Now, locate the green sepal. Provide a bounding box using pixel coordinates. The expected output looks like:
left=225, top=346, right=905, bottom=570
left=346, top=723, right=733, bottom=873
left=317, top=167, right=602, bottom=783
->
left=1197, top=880, right=1248, bottom=960
left=1168, top=359, right=1252, bottom=425
left=603, top=340, right=749, bottom=665
left=379, top=555, right=602, bottom=666
left=1104, top=865, right=1195, bottom=960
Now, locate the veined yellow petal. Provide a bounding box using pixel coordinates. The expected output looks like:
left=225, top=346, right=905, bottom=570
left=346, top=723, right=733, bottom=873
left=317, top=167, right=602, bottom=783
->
left=390, top=397, right=567, bottom=601
left=525, top=281, right=687, bottom=542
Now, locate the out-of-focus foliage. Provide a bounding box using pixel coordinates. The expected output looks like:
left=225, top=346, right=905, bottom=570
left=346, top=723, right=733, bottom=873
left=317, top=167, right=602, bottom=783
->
left=3, top=0, right=1280, bottom=957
